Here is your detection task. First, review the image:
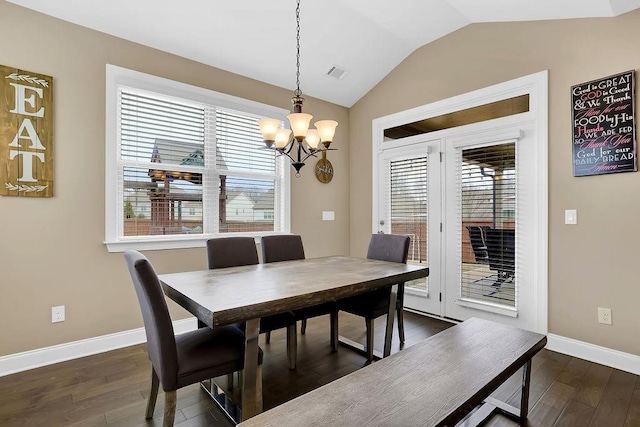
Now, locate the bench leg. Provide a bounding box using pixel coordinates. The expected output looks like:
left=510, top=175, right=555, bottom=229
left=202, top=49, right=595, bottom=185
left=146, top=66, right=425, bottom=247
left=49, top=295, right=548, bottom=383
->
left=458, top=359, right=533, bottom=427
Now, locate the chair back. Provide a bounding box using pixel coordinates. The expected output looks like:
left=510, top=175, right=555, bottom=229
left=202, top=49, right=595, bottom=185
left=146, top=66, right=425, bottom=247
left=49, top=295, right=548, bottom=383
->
left=466, top=226, right=489, bottom=263
left=485, top=229, right=516, bottom=273
left=207, top=237, right=259, bottom=269
left=367, top=233, right=410, bottom=264
left=261, top=235, right=305, bottom=263
left=124, top=250, right=178, bottom=390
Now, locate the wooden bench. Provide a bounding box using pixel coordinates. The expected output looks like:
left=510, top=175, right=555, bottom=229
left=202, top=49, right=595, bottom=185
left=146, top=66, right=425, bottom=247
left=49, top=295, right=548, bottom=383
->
left=239, top=317, right=546, bottom=427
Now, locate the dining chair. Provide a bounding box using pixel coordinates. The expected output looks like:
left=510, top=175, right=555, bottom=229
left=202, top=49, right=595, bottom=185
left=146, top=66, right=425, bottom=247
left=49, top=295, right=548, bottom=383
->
left=124, top=250, right=263, bottom=427
left=466, top=225, right=490, bottom=264
left=338, top=233, right=410, bottom=362
left=261, top=235, right=338, bottom=351
left=207, top=237, right=298, bottom=370
left=485, top=228, right=516, bottom=289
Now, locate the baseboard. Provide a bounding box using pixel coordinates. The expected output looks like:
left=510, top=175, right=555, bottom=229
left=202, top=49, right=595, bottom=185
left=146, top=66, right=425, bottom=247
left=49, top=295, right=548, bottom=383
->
left=547, top=333, right=640, bottom=375
left=0, top=317, right=197, bottom=377
left=3, top=320, right=638, bottom=378
left=405, top=311, right=640, bottom=375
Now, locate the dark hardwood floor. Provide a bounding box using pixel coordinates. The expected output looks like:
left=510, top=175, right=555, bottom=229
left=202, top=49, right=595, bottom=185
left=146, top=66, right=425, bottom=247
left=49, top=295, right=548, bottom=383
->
left=0, top=312, right=638, bottom=426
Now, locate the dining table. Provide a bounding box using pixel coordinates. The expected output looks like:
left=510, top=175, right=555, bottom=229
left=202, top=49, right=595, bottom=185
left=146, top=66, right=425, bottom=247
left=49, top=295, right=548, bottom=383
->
left=158, top=255, right=429, bottom=423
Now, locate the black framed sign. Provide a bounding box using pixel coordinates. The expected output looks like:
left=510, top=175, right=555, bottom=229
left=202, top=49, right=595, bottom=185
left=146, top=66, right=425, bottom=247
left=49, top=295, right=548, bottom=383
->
left=571, top=70, right=636, bottom=177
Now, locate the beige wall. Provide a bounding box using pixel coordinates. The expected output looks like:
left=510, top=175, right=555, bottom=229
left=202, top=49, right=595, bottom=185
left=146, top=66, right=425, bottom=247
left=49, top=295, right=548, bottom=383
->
left=2, top=0, right=638, bottom=361
left=350, top=11, right=640, bottom=355
left=0, top=1, right=349, bottom=356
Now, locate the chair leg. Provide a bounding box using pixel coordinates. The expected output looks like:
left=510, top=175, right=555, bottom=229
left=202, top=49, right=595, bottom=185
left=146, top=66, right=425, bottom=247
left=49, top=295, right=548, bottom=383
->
left=146, top=367, right=160, bottom=419
left=265, top=331, right=271, bottom=344
left=301, top=319, right=307, bottom=334
left=163, top=390, right=177, bottom=427
left=397, top=307, right=405, bottom=344
left=365, top=318, right=374, bottom=362
left=330, top=310, right=338, bottom=352
left=286, top=324, right=297, bottom=370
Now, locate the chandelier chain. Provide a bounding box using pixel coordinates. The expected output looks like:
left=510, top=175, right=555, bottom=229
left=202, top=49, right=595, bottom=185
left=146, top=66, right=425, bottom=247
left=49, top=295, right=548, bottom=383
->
left=294, top=0, right=302, bottom=97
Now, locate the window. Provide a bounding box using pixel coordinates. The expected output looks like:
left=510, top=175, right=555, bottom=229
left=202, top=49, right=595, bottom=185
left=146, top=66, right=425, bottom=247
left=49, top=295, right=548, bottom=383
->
left=105, top=65, right=290, bottom=252
left=459, top=143, right=517, bottom=308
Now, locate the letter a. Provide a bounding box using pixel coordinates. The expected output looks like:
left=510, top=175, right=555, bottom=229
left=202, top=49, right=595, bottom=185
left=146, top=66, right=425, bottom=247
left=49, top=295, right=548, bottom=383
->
left=9, top=118, right=46, bottom=150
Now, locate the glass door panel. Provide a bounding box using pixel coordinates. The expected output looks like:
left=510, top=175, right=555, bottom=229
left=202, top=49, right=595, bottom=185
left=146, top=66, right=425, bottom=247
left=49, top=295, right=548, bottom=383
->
left=459, top=143, right=517, bottom=308
left=377, top=140, right=441, bottom=316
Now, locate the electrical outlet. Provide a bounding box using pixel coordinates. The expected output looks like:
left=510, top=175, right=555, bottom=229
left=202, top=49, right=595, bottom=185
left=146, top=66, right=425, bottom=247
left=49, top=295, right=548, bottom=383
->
left=597, top=307, right=612, bottom=325
left=52, top=306, right=65, bottom=323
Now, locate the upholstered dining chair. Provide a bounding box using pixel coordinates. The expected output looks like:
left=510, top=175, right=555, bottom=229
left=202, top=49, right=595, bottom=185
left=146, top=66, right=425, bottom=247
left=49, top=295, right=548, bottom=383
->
left=207, top=237, right=298, bottom=370
left=261, top=235, right=338, bottom=351
left=124, top=250, right=262, bottom=427
left=338, top=233, right=410, bottom=362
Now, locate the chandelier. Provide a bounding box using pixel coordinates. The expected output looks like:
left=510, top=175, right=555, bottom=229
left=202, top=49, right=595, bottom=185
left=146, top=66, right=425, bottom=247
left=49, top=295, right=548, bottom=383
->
left=257, top=0, right=338, bottom=177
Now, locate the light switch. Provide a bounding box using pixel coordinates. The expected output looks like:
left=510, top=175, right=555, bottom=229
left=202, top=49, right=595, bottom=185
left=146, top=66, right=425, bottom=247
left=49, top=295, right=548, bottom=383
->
left=322, top=211, right=335, bottom=221
left=565, top=209, right=577, bottom=225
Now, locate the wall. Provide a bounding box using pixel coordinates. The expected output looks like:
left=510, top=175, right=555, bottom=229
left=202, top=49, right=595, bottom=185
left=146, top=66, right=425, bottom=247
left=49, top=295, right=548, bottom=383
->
left=0, top=1, right=349, bottom=357
left=350, top=11, right=640, bottom=355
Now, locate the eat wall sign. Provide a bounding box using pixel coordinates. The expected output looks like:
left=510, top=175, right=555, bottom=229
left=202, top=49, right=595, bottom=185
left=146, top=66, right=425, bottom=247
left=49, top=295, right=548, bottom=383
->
left=0, top=64, right=54, bottom=197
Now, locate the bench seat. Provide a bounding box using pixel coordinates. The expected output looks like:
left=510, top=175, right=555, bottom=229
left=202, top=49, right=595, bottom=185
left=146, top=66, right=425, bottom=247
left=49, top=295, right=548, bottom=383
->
left=239, top=317, right=546, bottom=427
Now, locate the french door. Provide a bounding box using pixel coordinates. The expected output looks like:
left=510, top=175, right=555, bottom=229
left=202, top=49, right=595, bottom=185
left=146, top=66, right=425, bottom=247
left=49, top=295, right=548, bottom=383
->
left=376, top=125, right=544, bottom=332
left=373, top=72, right=548, bottom=334
left=376, top=139, right=442, bottom=316
left=442, top=129, right=539, bottom=331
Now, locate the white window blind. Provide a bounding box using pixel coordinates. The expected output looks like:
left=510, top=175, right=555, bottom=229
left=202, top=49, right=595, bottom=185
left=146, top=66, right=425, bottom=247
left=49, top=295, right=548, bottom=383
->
left=119, top=89, right=208, bottom=237
left=458, top=142, right=517, bottom=308
left=215, top=110, right=281, bottom=233
left=105, top=65, right=289, bottom=252
left=389, top=156, right=429, bottom=293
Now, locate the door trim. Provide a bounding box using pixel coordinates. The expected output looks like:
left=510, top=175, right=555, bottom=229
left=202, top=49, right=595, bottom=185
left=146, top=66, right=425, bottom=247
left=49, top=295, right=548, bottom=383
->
left=372, top=71, right=548, bottom=334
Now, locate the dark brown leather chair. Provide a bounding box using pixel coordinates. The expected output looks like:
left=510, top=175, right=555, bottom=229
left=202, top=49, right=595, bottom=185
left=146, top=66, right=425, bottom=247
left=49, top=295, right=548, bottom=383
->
left=124, top=250, right=262, bottom=426
left=338, top=234, right=410, bottom=361
left=261, top=235, right=338, bottom=352
left=207, top=237, right=298, bottom=370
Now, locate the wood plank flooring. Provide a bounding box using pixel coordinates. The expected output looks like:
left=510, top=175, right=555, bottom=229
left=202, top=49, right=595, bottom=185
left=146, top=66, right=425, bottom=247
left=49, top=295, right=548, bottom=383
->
left=0, top=312, right=638, bottom=426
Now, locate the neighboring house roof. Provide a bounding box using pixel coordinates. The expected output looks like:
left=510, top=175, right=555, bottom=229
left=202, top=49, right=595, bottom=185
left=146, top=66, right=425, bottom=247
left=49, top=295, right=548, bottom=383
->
left=253, top=189, right=275, bottom=211
left=226, top=189, right=274, bottom=211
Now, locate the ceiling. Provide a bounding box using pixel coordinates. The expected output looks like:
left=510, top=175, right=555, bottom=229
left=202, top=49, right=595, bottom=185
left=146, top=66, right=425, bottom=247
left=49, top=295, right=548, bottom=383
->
left=8, top=0, right=640, bottom=107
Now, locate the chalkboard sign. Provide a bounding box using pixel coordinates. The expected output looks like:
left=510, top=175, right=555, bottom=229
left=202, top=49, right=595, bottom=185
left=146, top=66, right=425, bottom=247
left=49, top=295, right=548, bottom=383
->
left=571, top=70, right=636, bottom=177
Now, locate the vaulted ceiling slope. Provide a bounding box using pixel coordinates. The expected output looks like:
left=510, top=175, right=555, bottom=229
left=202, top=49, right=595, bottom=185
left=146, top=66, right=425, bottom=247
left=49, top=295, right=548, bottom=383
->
left=7, top=0, right=640, bottom=107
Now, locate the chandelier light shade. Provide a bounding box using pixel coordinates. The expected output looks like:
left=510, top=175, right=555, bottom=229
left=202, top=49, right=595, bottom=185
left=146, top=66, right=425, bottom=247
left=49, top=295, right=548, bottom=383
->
left=257, top=0, right=338, bottom=176
left=257, top=118, right=281, bottom=146
left=287, top=113, right=313, bottom=140
left=314, top=120, right=338, bottom=147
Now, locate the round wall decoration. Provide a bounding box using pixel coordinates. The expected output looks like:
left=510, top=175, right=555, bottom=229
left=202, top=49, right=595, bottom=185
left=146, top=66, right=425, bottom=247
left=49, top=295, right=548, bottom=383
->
left=315, top=152, right=333, bottom=183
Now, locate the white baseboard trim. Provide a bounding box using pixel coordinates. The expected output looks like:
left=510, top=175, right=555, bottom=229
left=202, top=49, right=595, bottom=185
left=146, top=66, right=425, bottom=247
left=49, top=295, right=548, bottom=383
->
left=3, top=320, right=638, bottom=378
left=0, top=317, right=198, bottom=377
left=547, top=333, right=640, bottom=375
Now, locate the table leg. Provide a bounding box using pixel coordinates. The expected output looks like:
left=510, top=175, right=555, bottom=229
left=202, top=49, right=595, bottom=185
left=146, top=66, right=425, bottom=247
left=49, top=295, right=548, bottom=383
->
left=519, top=359, right=532, bottom=419
left=241, top=318, right=260, bottom=421
left=383, top=283, right=398, bottom=358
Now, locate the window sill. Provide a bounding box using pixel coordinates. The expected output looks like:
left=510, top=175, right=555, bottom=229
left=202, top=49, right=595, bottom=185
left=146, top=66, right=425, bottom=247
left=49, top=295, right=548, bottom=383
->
left=104, top=232, right=290, bottom=253
left=455, top=298, right=518, bottom=318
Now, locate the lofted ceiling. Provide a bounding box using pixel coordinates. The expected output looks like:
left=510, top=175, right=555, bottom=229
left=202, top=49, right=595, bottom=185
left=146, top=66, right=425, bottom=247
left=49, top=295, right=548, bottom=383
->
left=7, top=0, right=640, bottom=107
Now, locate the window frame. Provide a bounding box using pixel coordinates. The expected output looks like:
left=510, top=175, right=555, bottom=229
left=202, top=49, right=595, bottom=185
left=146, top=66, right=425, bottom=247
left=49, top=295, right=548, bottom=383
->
left=105, top=65, right=291, bottom=252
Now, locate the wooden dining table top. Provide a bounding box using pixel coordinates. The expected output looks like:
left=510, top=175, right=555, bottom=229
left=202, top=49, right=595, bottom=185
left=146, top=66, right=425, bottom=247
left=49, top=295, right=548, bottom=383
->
left=159, top=255, right=428, bottom=328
